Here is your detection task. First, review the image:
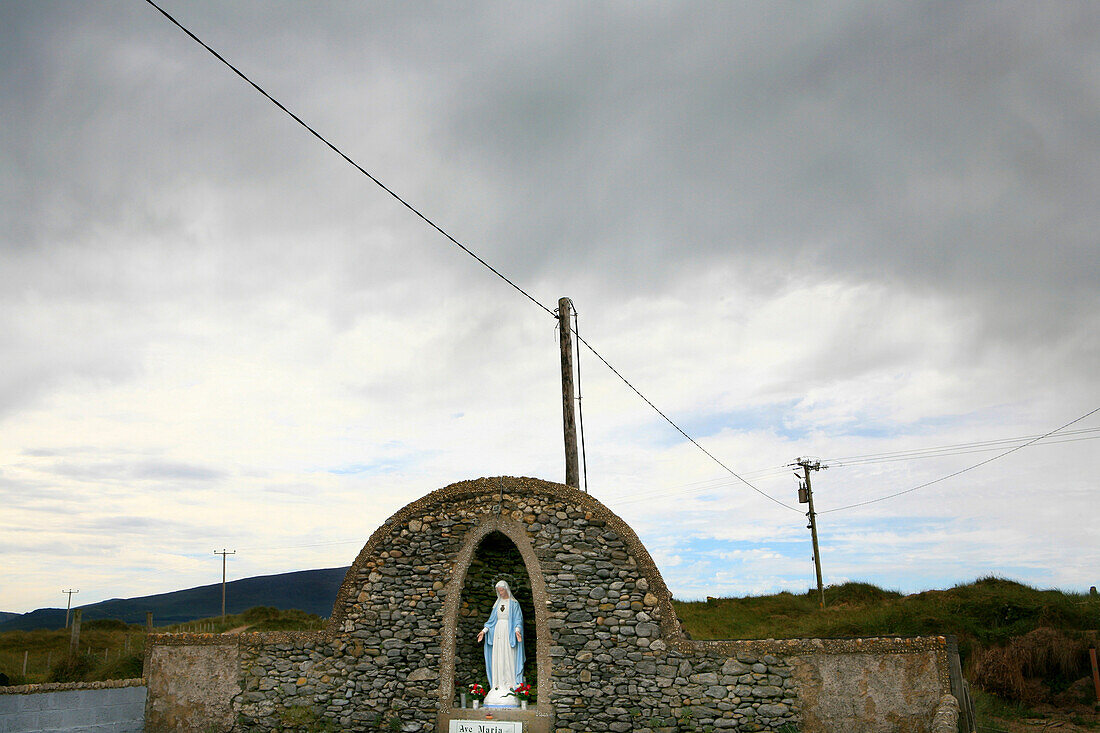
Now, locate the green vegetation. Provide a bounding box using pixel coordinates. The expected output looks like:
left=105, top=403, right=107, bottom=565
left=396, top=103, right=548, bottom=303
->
left=675, top=577, right=1095, bottom=655
left=972, top=688, right=1031, bottom=721
left=675, top=576, right=1100, bottom=714
left=239, top=606, right=325, bottom=632
left=0, top=621, right=145, bottom=685
left=46, top=651, right=99, bottom=683
left=0, top=606, right=325, bottom=685
left=278, top=704, right=337, bottom=732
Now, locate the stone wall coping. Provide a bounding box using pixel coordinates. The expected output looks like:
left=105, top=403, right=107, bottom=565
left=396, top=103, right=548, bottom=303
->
left=146, top=632, right=243, bottom=647
left=931, top=693, right=961, bottom=733
left=146, top=630, right=324, bottom=647
left=0, top=678, right=145, bottom=695
left=144, top=631, right=950, bottom=658
left=679, top=634, right=949, bottom=656
left=144, top=629, right=947, bottom=655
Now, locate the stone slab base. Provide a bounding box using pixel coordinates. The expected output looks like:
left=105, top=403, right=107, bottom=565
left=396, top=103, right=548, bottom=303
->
left=438, top=706, right=552, bottom=733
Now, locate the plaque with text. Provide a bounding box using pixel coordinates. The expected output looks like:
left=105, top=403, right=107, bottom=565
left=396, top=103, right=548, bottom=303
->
left=449, top=721, right=523, bottom=733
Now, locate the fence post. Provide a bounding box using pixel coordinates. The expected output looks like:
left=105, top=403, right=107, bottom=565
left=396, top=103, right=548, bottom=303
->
left=1089, top=647, right=1099, bottom=707
left=22, top=650, right=28, bottom=676
left=69, top=610, right=82, bottom=657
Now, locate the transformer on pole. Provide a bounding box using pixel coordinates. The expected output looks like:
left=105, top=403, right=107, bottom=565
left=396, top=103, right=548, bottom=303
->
left=792, top=457, right=827, bottom=609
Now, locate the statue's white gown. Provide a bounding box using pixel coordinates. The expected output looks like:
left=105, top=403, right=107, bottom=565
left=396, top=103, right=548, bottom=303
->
left=490, top=599, right=516, bottom=691
left=483, top=598, right=520, bottom=707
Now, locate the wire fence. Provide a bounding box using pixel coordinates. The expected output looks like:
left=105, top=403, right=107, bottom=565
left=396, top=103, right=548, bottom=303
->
left=0, top=643, right=141, bottom=682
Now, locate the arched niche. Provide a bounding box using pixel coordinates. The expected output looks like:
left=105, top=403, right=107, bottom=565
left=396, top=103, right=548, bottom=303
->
left=455, top=531, right=537, bottom=687
left=437, top=515, right=551, bottom=714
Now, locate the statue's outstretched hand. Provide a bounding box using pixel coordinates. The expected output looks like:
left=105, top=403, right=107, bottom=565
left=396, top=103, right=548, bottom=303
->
left=477, top=629, right=486, bottom=643
left=515, top=629, right=522, bottom=642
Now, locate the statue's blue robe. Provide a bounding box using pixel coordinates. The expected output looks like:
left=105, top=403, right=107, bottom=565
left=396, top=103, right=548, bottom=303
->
left=482, top=598, right=525, bottom=687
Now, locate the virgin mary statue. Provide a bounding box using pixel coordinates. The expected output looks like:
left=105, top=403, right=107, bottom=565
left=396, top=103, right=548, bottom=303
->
left=476, top=580, right=525, bottom=707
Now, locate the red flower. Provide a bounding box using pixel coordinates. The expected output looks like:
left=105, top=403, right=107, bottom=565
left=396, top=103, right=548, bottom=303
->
left=507, top=683, right=535, bottom=701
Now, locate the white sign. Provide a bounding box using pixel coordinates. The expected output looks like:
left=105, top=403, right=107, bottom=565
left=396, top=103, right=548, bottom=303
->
left=449, top=721, right=522, bottom=733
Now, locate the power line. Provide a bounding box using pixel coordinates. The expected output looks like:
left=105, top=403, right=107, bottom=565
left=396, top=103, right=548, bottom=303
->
left=571, top=302, right=589, bottom=493
left=605, top=467, right=794, bottom=507
left=600, top=409, right=1098, bottom=510
left=144, top=0, right=795, bottom=514
left=821, top=426, right=1100, bottom=466
left=826, top=434, right=1100, bottom=468
left=571, top=330, right=800, bottom=512
left=611, top=423, right=1100, bottom=508
left=818, top=406, right=1100, bottom=514
left=142, top=0, right=555, bottom=320
left=234, top=539, right=362, bottom=553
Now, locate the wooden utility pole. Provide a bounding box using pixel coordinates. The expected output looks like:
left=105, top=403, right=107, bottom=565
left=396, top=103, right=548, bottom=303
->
left=62, top=589, right=78, bottom=627
left=558, top=297, right=580, bottom=489
left=793, top=457, right=826, bottom=609
left=214, top=549, right=236, bottom=621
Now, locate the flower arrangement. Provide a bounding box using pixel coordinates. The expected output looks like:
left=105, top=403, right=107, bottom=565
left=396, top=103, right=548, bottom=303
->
left=507, top=683, right=535, bottom=703
left=467, top=683, right=488, bottom=701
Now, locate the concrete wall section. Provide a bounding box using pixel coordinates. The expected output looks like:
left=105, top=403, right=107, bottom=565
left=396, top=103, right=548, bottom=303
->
left=0, top=682, right=145, bottom=733
left=792, top=647, right=947, bottom=733
left=144, top=636, right=239, bottom=733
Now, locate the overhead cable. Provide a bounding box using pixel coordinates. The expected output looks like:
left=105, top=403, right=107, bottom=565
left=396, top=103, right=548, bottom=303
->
left=142, top=0, right=555, bottom=319
left=821, top=426, right=1100, bottom=466
left=572, top=331, right=800, bottom=512
left=143, top=0, right=796, bottom=513
left=818, top=406, right=1100, bottom=514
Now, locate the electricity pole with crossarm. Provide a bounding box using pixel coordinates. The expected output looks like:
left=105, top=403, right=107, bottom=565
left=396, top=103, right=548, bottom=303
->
left=792, top=458, right=827, bottom=609
left=213, top=550, right=235, bottom=621
left=62, top=589, right=79, bottom=628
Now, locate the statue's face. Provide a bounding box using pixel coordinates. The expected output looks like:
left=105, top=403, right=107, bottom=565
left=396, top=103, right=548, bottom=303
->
left=496, top=587, right=507, bottom=598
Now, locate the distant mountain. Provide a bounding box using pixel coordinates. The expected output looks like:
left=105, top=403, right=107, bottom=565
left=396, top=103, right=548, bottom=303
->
left=0, top=612, right=18, bottom=623
left=0, top=566, right=350, bottom=632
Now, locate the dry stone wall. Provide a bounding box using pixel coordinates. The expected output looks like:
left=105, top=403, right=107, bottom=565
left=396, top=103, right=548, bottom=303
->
left=145, top=476, right=954, bottom=732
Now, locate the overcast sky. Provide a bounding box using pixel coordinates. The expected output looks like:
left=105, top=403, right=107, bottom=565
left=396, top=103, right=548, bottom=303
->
left=2, top=1, right=1098, bottom=615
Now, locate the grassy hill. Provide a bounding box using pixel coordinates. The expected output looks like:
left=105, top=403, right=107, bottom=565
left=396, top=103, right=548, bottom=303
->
left=675, top=578, right=1095, bottom=650
left=675, top=577, right=1100, bottom=711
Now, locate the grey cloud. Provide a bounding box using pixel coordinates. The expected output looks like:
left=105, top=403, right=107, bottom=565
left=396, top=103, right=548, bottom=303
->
left=35, top=459, right=225, bottom=483
left=431, top=4, right=1100, bottom=343
left=4, top=2, right=1096, bottom=347
left=0, top=324, right=141, bottom=420
left=76, top=515, right=187, bottom=533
